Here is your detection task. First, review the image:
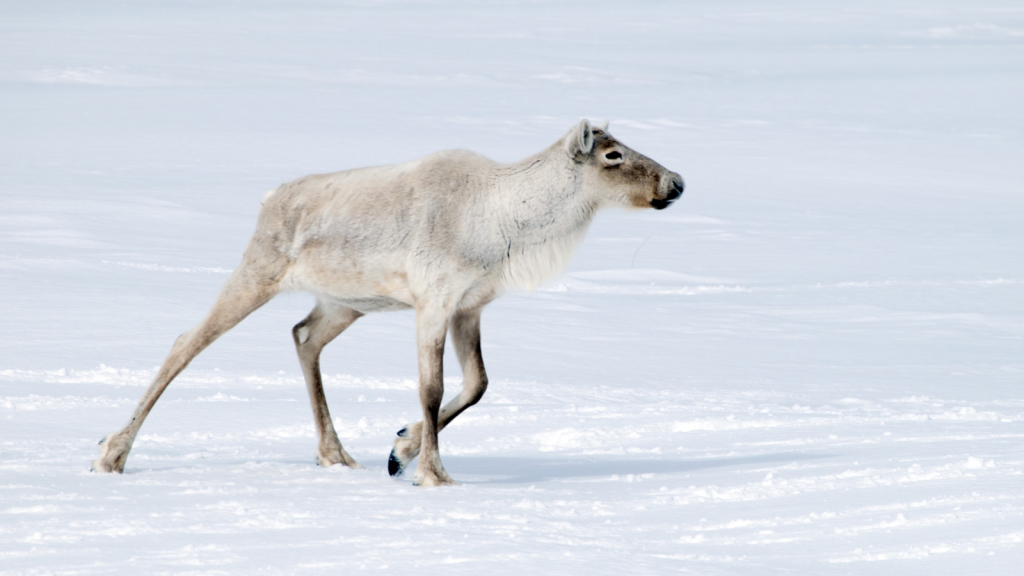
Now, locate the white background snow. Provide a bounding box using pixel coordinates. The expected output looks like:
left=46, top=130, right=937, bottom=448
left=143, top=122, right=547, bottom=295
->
left=2, top=0, right=1022, bottom=573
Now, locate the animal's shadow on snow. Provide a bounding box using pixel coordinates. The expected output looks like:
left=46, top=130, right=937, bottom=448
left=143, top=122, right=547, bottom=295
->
left=120, top=452, right=832, bottom=482
left=443, top=452, right=832, bottom=484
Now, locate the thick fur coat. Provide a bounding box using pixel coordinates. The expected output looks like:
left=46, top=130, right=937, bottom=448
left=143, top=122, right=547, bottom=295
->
left=92, top=119, right=684, bottom=486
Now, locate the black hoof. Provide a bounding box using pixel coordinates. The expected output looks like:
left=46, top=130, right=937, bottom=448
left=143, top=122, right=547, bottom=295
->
left=396, top=427, right=408, bottom=438
left=388, top=449, right=404, bottom=477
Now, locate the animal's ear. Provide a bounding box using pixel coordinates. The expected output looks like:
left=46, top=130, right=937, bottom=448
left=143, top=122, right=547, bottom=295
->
left=594, top=119, right=610, bottom=132
left=565, top=119, right=594, bottom=160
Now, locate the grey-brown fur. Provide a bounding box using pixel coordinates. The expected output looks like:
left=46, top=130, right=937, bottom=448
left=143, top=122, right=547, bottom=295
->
left=91, top=120, right=684, bottom=486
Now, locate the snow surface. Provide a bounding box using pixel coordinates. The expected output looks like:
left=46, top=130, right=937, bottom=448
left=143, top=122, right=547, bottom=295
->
left=2, top=1, right=1022, bottom=574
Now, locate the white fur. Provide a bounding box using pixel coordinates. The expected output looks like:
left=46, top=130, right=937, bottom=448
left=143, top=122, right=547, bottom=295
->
left=92, top=120, right=683, bottom=486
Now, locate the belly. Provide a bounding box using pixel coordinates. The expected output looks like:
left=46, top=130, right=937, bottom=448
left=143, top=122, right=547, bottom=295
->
left=284, top=252, right=415, bottom=313
left=322, top=295, right=413, bottom=314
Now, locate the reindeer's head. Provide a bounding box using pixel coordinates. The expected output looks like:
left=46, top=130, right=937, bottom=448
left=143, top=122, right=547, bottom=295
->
left=564, top=119, right=684, bottom=210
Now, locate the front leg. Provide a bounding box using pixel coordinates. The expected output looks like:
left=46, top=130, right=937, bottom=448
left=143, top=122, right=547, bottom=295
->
left=389, top=309, right=487, bottom=477
left=409, top=303, right=457, bottom=486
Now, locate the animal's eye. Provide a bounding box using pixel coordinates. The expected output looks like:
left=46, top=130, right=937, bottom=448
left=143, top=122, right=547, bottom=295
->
left=605, top=151, right=622, bottom=160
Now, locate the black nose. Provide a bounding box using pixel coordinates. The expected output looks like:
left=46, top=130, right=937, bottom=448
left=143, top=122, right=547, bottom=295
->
left=665, top=179, right=683, bottom=201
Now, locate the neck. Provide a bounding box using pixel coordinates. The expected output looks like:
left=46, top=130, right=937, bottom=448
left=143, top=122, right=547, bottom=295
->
left=495, top=144, right=599, bottom=290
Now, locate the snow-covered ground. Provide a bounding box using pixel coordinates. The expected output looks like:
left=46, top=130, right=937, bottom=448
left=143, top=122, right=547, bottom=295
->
left=2, top=1, right=1022, bottom=573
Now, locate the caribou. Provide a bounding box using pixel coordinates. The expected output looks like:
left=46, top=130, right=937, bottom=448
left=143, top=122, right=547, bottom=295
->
left=92, top=119, right=684, bottom=486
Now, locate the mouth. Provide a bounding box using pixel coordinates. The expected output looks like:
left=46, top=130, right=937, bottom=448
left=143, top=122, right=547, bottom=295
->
left=650, top=179, right=683, bottom=210
left=650, top=198, right=673, bottom=210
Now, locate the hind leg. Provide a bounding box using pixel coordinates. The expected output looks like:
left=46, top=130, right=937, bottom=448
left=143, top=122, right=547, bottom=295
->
left=92, top=265, right=279, bottom=473
left=389, top=308, right=488, bottom=478
left=293, top=301, right=363, bottom=468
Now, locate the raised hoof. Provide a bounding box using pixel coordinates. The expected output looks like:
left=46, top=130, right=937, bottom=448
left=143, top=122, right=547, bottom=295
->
left=389, top=423, right=420, bottom=476
left=388, top=448, right=405, bottom=477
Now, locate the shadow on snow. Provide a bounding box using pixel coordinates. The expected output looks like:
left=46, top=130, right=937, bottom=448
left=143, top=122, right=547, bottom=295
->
left=443, top=452, right=833, bottom=484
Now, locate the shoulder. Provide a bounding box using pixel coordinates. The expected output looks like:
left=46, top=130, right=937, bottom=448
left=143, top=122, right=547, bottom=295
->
left=418, top=149, right=496, bottom=170
left=407, top=150, right=498, bottom=185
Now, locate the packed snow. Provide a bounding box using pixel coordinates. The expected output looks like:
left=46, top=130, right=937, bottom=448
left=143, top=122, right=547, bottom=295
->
left=1, top=1, right=1022, bottom=574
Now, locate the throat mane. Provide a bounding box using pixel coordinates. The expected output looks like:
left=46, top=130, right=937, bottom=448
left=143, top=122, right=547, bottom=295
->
left=495, top=151, right=598, bottom=291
